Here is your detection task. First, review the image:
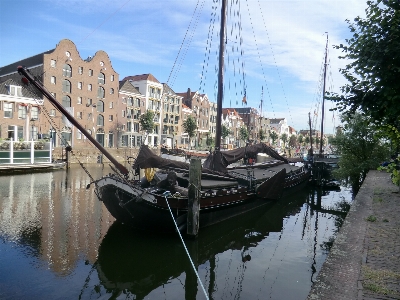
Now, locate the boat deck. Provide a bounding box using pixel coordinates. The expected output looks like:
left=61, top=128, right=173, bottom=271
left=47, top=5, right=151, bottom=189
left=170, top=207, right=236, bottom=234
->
left=229, top=164, right=300, bottom=183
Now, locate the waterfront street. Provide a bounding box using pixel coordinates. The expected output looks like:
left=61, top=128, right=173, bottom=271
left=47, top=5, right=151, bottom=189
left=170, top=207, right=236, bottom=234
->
left=308, top=170, right=400, bottom=300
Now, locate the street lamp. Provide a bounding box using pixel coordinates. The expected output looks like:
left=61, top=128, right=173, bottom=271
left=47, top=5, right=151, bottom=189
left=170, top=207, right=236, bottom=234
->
left=30, top=118, right=36, bottom=141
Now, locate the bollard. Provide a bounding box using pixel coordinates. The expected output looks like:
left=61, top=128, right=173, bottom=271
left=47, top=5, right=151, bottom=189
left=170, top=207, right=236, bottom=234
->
left=187, top=157, right=201, bottom=237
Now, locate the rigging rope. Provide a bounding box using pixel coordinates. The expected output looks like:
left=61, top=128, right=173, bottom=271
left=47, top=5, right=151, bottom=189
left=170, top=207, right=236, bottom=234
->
left=163, top=192, right=210, bottom=300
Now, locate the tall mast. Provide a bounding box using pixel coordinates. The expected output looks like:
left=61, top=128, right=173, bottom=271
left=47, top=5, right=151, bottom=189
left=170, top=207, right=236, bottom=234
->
left=319, top=33, right=328, bottom=155
left=17, top=66, right=129, bottom=175
left=214, top=0, right=227, bottom=151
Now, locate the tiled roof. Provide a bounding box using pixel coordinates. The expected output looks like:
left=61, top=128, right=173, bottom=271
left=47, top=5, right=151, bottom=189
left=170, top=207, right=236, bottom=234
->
left=119, top=80, right=141, bottom=94
left=269, top=118, right=285, bottom=124
left=122, top=74, right=160, bottom=83
left=0, top=78, right=35, bottom=98
left=0, top=49, right=54, bottom=77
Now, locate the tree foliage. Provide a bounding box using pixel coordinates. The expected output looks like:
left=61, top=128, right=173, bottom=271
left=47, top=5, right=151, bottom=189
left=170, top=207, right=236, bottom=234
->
left=269, top=130, right=278, bottom=145
left=221, top=125, right=231, bottom=140
left=239, top=126, right=249, bottom=143
left=183, top=116, right=197, bottom=148
left=331, top=113, right=390, bottom=192
left=280, top=133, right=288, bottom=148
left=330, top=0, right=400, bottom=130
left=289, top=135, right=297, bottom=148
left=139, top=110, right=155, bottom=134
left=259, top=129, right=266, bottom=142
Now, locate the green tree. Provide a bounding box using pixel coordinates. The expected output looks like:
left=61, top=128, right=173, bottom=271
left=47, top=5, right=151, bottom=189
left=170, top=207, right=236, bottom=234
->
left=330, top=0, right=400, bottom=131
left=139, top=110, right=155, bottom=144
left=280, top=133, right=288, bottom=149
left=239, top=126, right=249, bottom=146
left=269, top=130, right=278, bottom=145
left=298, top=134, right=304, bottom=145
left=331, top=113, right=390, bottom=193
left=182, top=115, right=197, bottom=149
left=221, top=124, right=231, bottom=141
left=289, top=135, right=297, bottom=149
left=304, top=136, right=310, bottom=146
left=259, top=129, right=266, bottom=142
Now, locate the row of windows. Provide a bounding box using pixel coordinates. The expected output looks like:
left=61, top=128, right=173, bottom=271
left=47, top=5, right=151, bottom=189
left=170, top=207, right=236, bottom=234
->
left=52, top=78, right=115, bottom=97
left=51, top=62, right=115, bottom=82
left=3, top=103, right=39, bottom=119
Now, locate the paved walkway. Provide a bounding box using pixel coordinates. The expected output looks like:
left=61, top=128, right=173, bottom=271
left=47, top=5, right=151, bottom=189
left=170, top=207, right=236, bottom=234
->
left=307, top=170, right=400, bottom=300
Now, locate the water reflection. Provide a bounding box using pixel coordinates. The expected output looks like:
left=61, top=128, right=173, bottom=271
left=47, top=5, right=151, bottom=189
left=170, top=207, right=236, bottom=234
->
left=0, top=166, right=352, bottom=299
left=0, top=166, right=115, bottom=277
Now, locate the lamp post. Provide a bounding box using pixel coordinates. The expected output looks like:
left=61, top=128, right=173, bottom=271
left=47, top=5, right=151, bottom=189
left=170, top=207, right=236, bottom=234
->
left=30, top=118, right=36, bottom=141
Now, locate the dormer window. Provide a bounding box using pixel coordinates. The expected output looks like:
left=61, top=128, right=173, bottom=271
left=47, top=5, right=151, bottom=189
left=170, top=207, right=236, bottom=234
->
left=8, top=85, right=22, bottom=97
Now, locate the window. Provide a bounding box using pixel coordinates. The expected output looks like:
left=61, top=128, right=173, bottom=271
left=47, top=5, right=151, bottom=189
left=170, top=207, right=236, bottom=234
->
left=110, top=74, right=114, bottom=82
left=62, top=95, right=71, bottom=107
left=88, top=69, right=93, bottom=76
left=77, top=111, right=83, bottom=119
left=62, top=64, right=72, bottom=77
left=97, top=100, right=104, bottom=113
left=51, top=59, right=56, bottom=68
left=77, top=130, right=82, bottom=139
left=50, top=109, right=56, bottom=116
left=122, top=110, right=126, bottom=117
left=127, top=97, right=133, bottom=106
left=62, top=80, right=71, bottom=93
left=51, top=76, right=56, bottom=84
left=77, top=82, right=82, bottom=89
left=88, top=84, right=92, bottom=91
left=97, top=86, right=105, bottom=98
left=98, top=73, right=105, bottom=84
left=134, top=123, right=139, bottom=132
left=88, top=113, right=92, bottom=120
left=109, top=115, right=113, bottom=121
left=8, top=85, right=22, bottom=96
left=87, top=98, right=92, bottom=106
left=110, top=88, right=114, bottom=94
left=109, top=102, right=113, bottom=108
left=4, top=102, right=13, bottom=118
left=31, top=106, right=39, bottom=120
left=97, top=115, right=104, bottom=126
left=77, top=97, right=82, bottom=104
left=51, top=92, right=56, bottom=99
left=78, top=66, right=83, bottom=74
left=135, top=98, right=141, bottom=107
left=18, top=105, right=27, bottom=119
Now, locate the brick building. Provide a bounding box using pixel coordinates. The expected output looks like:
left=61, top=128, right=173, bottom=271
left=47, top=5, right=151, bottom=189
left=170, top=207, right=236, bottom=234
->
left=0, top=39, right=120, bottom=148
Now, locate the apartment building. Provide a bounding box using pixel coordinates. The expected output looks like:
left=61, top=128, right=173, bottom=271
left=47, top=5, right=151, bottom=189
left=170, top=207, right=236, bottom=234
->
left=122, top=74, right=163, bottom=147
left=176, top=88, right=210, bottom=149
left=0, top=39, right=120, bottom=148
left=0, top=79, right=43, bottom=141
left=118, top=80, right=146, bottom=147
left=161, top=83, right=182, bottom=148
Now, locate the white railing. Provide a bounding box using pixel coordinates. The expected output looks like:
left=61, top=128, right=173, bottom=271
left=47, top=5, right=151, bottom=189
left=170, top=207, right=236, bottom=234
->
left=0, top=138, right=53, bottom=164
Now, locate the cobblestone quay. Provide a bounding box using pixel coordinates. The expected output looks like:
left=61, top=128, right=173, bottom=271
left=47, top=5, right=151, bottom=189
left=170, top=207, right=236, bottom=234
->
left=307, top=170, right=400, bottom=300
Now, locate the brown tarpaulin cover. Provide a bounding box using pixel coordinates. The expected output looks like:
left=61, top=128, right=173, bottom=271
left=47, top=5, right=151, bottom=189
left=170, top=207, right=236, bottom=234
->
left=203, top=143, right=288, bottom=173
left=133, top=143, right=288, bottom=175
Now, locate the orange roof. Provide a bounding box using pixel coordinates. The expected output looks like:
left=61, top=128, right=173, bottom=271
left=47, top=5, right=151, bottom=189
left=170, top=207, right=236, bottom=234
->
left=122, top=74, right=160, bottom=83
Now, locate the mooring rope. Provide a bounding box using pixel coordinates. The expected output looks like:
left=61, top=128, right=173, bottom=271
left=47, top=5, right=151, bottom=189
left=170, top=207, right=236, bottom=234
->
left=163, top=192, right=209, bottom=300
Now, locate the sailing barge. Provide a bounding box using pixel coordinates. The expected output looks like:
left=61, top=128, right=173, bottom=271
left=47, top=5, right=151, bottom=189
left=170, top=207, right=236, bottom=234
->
left=17, top=0, right=310, bottom=233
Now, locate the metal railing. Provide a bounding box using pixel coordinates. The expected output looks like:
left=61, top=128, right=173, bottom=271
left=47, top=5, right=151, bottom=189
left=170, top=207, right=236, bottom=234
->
left=0, top=138, right=53, bottom=164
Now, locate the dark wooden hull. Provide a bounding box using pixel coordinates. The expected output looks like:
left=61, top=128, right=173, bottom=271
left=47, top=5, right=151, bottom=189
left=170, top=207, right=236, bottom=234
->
left=98, top=176, right=266, bottom=232
left=96, top=168, right=310, bottom=232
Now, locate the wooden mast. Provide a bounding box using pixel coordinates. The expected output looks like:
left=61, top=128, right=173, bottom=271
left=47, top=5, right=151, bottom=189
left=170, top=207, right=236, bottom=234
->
left=214, top=0, right=227, bottom=152
left=17, top=66, right=129, bottom=175
left=319, top=34, right=328, bottom=155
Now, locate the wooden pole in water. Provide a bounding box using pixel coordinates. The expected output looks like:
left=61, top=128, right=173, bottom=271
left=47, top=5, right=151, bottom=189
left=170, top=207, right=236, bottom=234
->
left=187, top=157, right=201, bottom=237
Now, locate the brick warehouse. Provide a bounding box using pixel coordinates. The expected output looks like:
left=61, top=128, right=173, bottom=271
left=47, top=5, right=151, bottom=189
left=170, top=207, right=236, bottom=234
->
left=0, top=39, right=120, bottom=148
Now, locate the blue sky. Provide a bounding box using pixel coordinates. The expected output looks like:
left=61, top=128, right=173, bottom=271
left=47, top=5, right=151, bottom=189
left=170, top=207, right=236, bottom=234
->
left=0, top=0, right=367, bottom=134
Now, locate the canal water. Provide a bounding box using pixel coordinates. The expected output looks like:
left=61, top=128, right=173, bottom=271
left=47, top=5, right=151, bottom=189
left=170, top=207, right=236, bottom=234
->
left=0, top=165, right=352, bottom=300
